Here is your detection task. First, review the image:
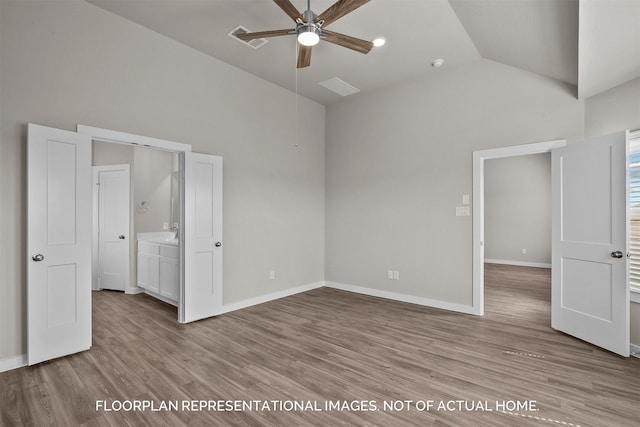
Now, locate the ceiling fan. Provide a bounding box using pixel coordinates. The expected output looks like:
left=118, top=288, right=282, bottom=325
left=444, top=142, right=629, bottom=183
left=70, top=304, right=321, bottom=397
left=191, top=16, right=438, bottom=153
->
left=235, top=0, right=373, bottom=68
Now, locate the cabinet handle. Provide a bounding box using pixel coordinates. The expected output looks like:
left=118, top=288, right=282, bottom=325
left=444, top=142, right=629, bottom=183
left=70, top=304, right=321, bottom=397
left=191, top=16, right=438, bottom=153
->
left=119, top=235, right=125, bottom=240
left=215, top=242, right=222, bottom=247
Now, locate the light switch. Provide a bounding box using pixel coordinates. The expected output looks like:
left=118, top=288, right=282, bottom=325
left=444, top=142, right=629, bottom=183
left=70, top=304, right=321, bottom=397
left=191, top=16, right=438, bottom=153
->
left=462, top=194, right=470, bottom=205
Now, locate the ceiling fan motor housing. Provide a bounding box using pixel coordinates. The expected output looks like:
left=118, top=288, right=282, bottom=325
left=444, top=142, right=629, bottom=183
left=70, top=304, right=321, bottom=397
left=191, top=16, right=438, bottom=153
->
left=303, top=8, right=317, bottom=23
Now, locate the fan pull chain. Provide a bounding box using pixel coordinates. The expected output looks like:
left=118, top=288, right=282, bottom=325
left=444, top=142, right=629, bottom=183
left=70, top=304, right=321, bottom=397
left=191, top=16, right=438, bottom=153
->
left=295, top=39, right=299, bottom=148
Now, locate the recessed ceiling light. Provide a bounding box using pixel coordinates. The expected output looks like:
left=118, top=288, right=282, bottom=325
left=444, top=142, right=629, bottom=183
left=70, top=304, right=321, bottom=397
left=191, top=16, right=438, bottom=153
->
left=372, top=38, right=386, bottom=47
left=431, top=58, right=444, bottom=68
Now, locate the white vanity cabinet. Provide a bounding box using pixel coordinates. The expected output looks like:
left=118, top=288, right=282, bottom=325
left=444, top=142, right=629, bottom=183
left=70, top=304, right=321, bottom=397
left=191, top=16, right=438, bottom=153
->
left=158, top=245, right=179, bottom=302
left=137, top=235, right=179, bottom=306
left=137, top=242, right=160, bottom=294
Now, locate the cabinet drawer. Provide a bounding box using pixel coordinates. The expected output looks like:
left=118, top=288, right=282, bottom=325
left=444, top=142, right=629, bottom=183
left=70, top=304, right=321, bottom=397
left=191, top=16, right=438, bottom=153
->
left=160, top=245, right=179, bottom=259
left=138, top=241, right=160, bottom=255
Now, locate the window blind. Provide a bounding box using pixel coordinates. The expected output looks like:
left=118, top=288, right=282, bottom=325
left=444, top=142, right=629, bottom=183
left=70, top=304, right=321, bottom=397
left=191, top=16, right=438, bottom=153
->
left=629, top=132, right=640, bottom=290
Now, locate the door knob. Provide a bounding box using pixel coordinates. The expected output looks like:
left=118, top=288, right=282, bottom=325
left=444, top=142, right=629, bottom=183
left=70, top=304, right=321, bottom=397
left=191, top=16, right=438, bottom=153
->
left=215, top=242, right=222, bottom=247
left=32, top=254, right=44, bottom=262
left=611, top=251, right=623, bottom=258
left=119, top=235, right=125, bottom=240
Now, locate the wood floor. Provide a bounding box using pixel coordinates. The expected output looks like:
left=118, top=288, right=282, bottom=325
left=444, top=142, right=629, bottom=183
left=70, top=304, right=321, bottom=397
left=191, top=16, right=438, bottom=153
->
left=2, top=264, right=639, bottom=426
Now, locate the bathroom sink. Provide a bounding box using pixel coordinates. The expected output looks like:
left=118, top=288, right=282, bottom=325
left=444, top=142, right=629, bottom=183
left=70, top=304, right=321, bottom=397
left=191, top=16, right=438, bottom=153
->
left=137, top=232, right=179, bottom=245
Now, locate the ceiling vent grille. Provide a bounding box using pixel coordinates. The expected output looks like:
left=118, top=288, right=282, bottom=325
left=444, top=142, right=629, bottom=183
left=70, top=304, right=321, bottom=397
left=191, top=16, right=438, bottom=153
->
left=228, top=25, right=269, bottom=49
left=319, top=77, right=360, bottom=96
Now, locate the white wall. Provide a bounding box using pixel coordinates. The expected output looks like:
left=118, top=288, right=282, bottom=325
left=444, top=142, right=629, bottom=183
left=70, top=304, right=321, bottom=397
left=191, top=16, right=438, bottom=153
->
left=325, top=59, right=584, bottom=307
left=484, top=153, right=551, bottom=266
left=0, top=0, right=325, bottom=362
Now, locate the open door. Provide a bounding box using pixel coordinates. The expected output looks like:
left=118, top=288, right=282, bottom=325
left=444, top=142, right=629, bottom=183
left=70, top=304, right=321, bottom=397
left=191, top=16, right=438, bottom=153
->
left=180, top=152, right=223, bottom=323
left=552, top=131, right=630, bottom=356
left=28, top=124, right=92, bottom=365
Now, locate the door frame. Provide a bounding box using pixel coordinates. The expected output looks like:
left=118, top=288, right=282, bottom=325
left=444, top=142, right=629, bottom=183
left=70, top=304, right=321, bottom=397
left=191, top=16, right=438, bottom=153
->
left=92, top=164, right=131, bottom=292
left=472, top=139, right=566, bottom=315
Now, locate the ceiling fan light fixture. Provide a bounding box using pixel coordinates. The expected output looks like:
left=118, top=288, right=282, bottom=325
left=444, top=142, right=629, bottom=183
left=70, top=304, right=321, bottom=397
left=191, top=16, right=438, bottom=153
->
left=297, top=25, right=320, bottom=46
left=372, top=38, right=386, bottom=47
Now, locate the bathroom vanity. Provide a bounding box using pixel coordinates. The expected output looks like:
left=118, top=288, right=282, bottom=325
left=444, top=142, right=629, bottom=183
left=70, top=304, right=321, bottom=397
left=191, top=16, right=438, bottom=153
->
left=137, top=232, right=179, bottom=306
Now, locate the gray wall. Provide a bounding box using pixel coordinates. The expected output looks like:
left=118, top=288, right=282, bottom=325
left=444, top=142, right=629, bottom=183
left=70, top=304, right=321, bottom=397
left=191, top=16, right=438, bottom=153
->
left=484, top=153, right=551, bottom=266
left=93, top=141, right=134, bottom=167
left=0, top=0, right=325, bottom=361
left=325, top=59, right=584, bottom=307
left=132, top=147, right=173, bottom=234
left=585, top=76, right=640, bottom=138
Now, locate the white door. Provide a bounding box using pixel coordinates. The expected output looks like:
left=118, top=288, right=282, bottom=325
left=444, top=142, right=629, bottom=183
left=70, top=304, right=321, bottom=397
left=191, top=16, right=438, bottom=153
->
left=94, top=166, right=130, bottom=291
left=28, top=124, right=92, bottom=365
left=181, top=153, right=223, bottom=323
left=551, top=131, right=630, bottom=357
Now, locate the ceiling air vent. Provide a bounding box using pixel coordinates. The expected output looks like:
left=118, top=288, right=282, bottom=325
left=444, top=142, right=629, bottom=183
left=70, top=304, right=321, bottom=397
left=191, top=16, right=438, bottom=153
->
left=228, top=25, right=269, bottom=49
left=319, top=77, right=360, bottom=96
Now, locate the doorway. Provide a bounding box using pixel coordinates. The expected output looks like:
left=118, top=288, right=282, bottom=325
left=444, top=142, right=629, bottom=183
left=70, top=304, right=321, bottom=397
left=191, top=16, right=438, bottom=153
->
left=474, top=133, right=632, bottom=357
left=92, top=143, right=180, bottom=306
left=472, top=139, right=566, bottom=315
left=77, top=124, right=223, bottom=324
left=27, top=123, right=223, bottom=365
left=483, top=153, right=551, bottom=317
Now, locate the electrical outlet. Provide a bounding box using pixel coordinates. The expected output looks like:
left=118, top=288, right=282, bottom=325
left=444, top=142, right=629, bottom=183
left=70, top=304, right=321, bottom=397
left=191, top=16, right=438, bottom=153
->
left=388, top=270, right=394, bottom=279
left=521, top=249, right=527, bottom=254
left=162, top=222, right=169, bottom=230
left=269, top=271, right=275, bottom=280
left=393, top=270, right=400, bottom=280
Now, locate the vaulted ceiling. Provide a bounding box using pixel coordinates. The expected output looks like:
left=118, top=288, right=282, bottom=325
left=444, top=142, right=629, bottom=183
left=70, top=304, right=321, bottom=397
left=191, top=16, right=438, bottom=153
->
left=88, top=0, right=640, bottom=105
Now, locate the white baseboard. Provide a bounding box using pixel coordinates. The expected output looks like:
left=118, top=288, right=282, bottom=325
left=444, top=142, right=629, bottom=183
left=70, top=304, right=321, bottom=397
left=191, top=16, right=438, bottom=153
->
left=631, top=343, right=640, bottom=359
left=324, top=281, right=477, bottom=315
left=220, top=281, right=325, bottom=315
left=0, top=354, right=27, bottom=373
left=485, top=259, right=551, bottom=269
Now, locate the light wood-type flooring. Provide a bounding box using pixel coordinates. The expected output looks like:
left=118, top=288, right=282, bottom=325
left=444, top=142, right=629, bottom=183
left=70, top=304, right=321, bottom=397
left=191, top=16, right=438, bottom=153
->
left=1, top=264, right=639, bottom=426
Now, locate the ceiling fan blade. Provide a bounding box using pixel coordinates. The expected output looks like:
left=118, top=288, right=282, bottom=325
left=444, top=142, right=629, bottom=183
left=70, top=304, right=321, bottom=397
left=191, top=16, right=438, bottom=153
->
left=273, top=0, right=303, bottom=21
left=297, top=45, right=312, bottom=68
left=235, top=29, right=292, bottom=41
left=322, top=30, right=373, bottom=54
left=316, top=0, right=370, bottom=27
